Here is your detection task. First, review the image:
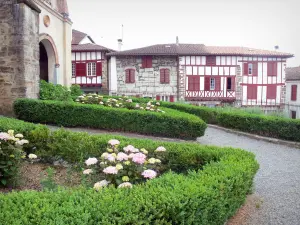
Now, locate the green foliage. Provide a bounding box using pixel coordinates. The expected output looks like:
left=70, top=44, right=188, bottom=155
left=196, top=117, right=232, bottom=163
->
left=70, top=84, right=83, bottom=98
left=0, top=116, right=259, bottom=225
left=39, top=80, right=72, bottom=101
left=13, top=99, right=207, bottom=140
left=0, top=130, right=28, bottom=187
left=40, top=167, right=57, bottom=191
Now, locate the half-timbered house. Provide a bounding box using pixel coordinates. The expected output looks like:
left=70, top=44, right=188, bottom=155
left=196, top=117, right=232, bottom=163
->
left=107, top=43, right=293, bottom=109
left=71, top=29, right=115, bottom=93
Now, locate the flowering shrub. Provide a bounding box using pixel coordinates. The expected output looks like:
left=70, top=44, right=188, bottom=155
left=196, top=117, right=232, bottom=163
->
left=75, top=94, right=165, bottom=113
left=0, top=130, right=29, bottom=186
left=83, top=139, right=167, bottom=190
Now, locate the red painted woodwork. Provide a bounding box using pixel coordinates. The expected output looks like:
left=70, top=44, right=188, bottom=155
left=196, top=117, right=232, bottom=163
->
left=215, top=77, right=221, bottom=91
left=170, top=95, right=174, bottom=102
left=267, top=62, right=277, bottom=76
left=247, top=85, right=257, bottom=99
left=160, top=69, right=170, bottom=83
left=142, top=56, right=152, bottom=68
left=267, top=85, right=277, bottom=99
left=156, top=95, right=161, bottom=101
left=291, top=85, right=297, bottom=101
left=76, top=63, right=86, bottom=76
left=188, top=76, right=200, bottom=91
left=204, top=77, right=210, bottom=91
left=96, top=62, right=102, bottom=76
left=185, top=90, right=235, bottom=102
left=252, top=63, right=258, bottom=76
left=206, top=56, right=216, bottom=66
left=243, top=63, right=248, bottom=75
left=125, top=69, right=135, bottom=83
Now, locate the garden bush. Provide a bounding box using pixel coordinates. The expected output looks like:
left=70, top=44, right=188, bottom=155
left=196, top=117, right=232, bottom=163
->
left=0, top=116, right=259, bottom=225
left=70, top=84, right=83, bottom=98
left=13, top=99, right=207, bottom=140
left=39, top=80, right=72, bottom=101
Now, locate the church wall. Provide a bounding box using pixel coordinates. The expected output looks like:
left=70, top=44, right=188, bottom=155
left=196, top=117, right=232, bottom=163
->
left=0, top=1, right=40, bottom=115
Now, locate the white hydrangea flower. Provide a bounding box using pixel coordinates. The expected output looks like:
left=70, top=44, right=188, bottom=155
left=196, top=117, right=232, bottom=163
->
left=85, top=157, right=98, bottom=166
left=148, top=158, right=157, bottom=164
left=108, top=139, right=120, bottom=146
left=94, top=180, right=110, bottom=190
left=15, top=134, right=23, bottom=138
left=118, top=182, right=133, bottom=188
left=155, top=146, right=166, bottom=152
left=28, top=154, right=37, bottom=159
left=83, top=169, right=93, bottom=175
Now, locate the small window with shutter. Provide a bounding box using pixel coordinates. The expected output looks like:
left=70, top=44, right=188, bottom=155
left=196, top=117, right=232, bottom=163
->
left=247, top=85, right=257, bottom=99
left=244, top=63, right=258, bottom=76
left=125, top=69, right=135, bottom=83
left=291, top=85, right=297, bottom=101
left=291, top=110, right=297, bottom=119
left=160, top=69, right=170, bottom=83
left=267, top=85, right=277, bottom=99
left=206, top=56, right=216, bottom=66
left=188, top=76, right=200, bottom=91
left=210, top=78, right=215, bottom=90
left=142, top=56, right=152, bottom=68
left=267, top=62, right=277, bottom=76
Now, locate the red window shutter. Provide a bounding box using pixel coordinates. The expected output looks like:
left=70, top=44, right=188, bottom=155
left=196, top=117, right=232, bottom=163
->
left=194, top=76, right=200, bottom=91
left=273, top=63, right=277, bottom=76
left=142, top=57, right=147, bottom=68
left=170, top=95, right=174, bottom=102
left=76, top=63, right=86, bottom=76
left=204, top=77, right=210, bottom=91
left=125, top=69, right=130, bottom=83
left=267, top=62, right=277, bottom=76
left=165, top=69, right=170, bottom=83
left=160, top=69, right=165, bottom=83
left=206, top=56, right=216, bottom=66
left=146, top=56, right=152, bottom=68
left=252, top=63, right=258, bottom=76
left=267, top=85, right=277, bottom=99
left=130, top=69, right=135, bottom=83
left=291, top=85, right=297, bottom=101
left=96, top=62, right=102, bottom=76
left=247, top=85, right=257, bottom=99
left=156, top=95, right=160, bottom=101
left=215, top=77, right=221, bottom=91
left=188, top=76, right=194, bottom=91
left=243, top=63, right=248, bottom=75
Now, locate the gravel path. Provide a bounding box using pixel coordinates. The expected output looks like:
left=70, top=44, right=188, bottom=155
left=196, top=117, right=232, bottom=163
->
left=49, top=125, right=300, bottom=225
left=199, top=127, right=300, bottom=225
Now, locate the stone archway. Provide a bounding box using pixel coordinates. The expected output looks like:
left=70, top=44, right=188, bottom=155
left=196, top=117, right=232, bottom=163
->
left=39, top=34, right=59, bottom=84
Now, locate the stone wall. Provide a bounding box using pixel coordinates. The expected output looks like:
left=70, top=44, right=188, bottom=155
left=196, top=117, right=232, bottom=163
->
left=0, top=0, right=40, bottom=116
left=116, top=56, right=178, bottom=98
left=234, top=65, right=242, bottom=107
left=100, top=59, right=109, bottom=94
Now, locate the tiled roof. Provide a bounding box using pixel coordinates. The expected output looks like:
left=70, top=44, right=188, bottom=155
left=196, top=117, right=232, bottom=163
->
left=72, top=29, right=88, bottom=45
left=56, top=0, right=69, bottom=15
left=286, top=67, right=300, bottom=81
left=107, top=43, right=293, bottom=58
left=71, top=43, right=115, bottom=52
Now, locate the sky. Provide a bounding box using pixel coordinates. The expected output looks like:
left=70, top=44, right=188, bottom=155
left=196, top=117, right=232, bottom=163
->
left=68, top=0, right=300, bottom=67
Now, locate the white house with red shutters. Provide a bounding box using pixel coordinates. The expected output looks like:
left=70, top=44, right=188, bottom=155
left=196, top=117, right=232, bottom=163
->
left=107, top=42, right=293, bottom=109
left=284, top=67, right=300, bottom=118
left=71, top=29, right=115, bottom=93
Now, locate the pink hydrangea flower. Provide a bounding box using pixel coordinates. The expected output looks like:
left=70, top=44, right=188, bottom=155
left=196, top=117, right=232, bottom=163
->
left=155, top=146, right=166, bottom=152
left=117, top=152, right=128, bottom=161
left=103, top=166, right=118, bottom=174
left=0, top=132, right=10, bottom=141
left=108, top=139, right=120, bottom=146
left=118, top=182, right=133, bottom=188
left=106, top=154, right=116, bottom=162
left=132, top=153, right=146, bottom=165
left=142, top=169, right=157, bottom=179
left=123, top=145, right=135, bottom=153
left=85, top=157, right=98, bottom=166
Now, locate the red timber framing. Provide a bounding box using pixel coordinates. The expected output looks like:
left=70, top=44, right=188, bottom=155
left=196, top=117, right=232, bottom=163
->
left=71, top=51, right=104, bottom=87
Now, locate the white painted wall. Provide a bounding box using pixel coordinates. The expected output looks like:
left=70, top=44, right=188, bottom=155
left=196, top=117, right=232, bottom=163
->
left=285, top=81, right=300, bottom=118
left=109, top=56, right=117, bottom=94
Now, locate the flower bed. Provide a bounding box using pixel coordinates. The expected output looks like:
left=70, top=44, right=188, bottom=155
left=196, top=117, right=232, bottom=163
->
left=0, top=116, right=259, bottom=225
left=13, top=99, right=207, bottom=140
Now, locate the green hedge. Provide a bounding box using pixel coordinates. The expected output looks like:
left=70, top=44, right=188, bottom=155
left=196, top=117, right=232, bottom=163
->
left=39, top=80, right=72, bottom=101
left=13, top=99, right=207, bottom=140
left=0, top=116, right=259, bottom=225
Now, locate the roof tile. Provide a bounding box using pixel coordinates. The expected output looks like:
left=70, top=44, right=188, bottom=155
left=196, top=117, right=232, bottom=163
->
left=286, top=67, right=300, bottom=81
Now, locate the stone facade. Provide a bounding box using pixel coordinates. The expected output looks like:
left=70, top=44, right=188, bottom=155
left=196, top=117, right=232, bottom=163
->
left=0, top=0, right=40, bottom=115
left=116, top=56, right=178, bottom=99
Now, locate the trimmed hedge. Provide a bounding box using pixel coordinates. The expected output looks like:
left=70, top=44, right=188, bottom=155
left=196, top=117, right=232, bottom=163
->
left=13, top=99, right=207, bottom=140
left=0, top=116, right=259, bottom=225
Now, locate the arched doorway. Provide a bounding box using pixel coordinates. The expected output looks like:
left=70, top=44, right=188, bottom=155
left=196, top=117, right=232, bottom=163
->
left=39, top=42, right=49, bottom=82
left=39, top=34, right=59, bottom=84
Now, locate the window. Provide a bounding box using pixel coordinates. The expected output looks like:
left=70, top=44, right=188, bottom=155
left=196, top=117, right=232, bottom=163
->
left=142, top=56, right=152, bottom=68
left=87, top=62, right=96, bottom=76
left=170, top=95, right=174, bottom=102
left=206, top=56, right=216, bottom=66
left=125, top=69, right=135, bottom=83
left=267, top=85, right=277, bottom=99
left=160, top=69, right=170, bottom=83
left=291, top=111, right=297, bottom=119
left=247, top=85, right=257, bottom=99
left=210, top=78, right=215, bottom=90
left=227, top=77, right=232, bottom=90
left=72, top=63, right=76, bottom=77
left=267, top=62, right=277, bottom=76
left=76, top=63, right=86, bottom=76
left=188, top=76, right=200, bottom=91
left=244, top=63, right=258, bottom=76
left=291, top=85, right=297, bottom=101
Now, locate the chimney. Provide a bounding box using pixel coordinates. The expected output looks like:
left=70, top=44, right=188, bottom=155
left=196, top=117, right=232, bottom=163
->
left=274, top=45, right=279, bottom=51
left=176, top=36, right=179, bottom=46
left=118, top=38, right=122, bottom=51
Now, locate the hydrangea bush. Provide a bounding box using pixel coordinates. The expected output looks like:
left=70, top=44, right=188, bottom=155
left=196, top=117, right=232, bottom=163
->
left=0, top=130, right=31, bottom=186
left=82, top=139, right=167, bottom=190
left=75, top=94, right=165, bottom=113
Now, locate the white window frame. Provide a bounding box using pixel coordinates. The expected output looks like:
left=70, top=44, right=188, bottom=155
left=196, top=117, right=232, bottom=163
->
left=72, top=63, right=76, bottom=77
left=248, top=63, right=253, bottom=75
left=210, top=78, right=215, bottom=90
left=87, top=62, right=96, bottom=76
